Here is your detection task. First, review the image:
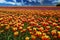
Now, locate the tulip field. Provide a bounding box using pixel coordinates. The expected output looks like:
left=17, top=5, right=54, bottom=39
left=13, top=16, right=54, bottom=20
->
left=0, top=8, right=60, bottom=40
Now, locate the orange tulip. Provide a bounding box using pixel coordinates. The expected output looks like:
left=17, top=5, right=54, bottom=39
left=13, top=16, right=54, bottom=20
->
left=46, top=26, right=50, bottom=30
left=35, top=31, right=42, bottom=37
left=28, top=29, right=32, bottom=32
left=18, top=27, right=23, bottom=30
left=12, top=27, right=17, bottom=32
left=0, top=30, right=4, bottom=33
left=58, top=31, right=60, bottom=38
left=0, top=18, right=3, bottom=21
left=53, top=23, right=58, bottom=26
left=56, top=26, right=60, bottom=30
left=31, top=35, right=36, bottom=40
left=51, top=30, right=57, bottom=36
left=38, top=27, right=44, bottom=32
left=5, top=25, right=10, bottom=30
left=14, top=31, right=19, bottom=36
left=30, top=32, right=34, bottom=35
left=41, top=35, right=50, bottom=40
left=58, top=19, right=60, bottom=22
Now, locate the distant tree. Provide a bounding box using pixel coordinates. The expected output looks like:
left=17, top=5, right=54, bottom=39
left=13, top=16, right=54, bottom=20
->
left=56, top=3, right=60, bottom=6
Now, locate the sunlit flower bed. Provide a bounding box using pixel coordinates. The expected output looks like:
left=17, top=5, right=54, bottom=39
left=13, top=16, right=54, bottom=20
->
left=0, top=10, right=60, bottom=40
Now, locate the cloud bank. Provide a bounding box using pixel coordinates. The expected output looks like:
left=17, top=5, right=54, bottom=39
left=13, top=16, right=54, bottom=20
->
left=0, top=0, right=60, bottom=6
left=0, top=0, right=22, bottom=6
left=52, top=0, right=60, bottom=3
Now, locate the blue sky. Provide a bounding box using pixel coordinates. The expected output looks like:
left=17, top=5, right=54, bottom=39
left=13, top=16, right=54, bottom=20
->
left=0, top=0, right=60, bottom=6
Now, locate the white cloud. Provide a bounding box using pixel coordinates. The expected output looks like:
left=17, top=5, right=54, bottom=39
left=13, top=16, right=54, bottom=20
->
left=0, top=0, right=6, bottom=3
left=37, top=0, right=44, bottom=5
left=4, top=2, right=22, bottom=5
left=0, top=0, right=22, bottom=5
left=28, top=0, right=44, bottom=5
left=52, top=0, right=60, bottom=3
left=32, top=0, right=36, bottom=2
left=51, top=0, right=60, bottom=5
left=13, top=0, right=16, bottom=2
left=0, top=0, right=15, bottom=5
left=28, top=0, right=32, bottom=2
left=5, top=2, right=16, bottom=5
left=16, top=3, right=22, bottom=6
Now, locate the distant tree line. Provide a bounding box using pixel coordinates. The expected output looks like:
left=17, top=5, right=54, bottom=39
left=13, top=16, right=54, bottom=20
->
left=56, top=3, right=60, bottom=6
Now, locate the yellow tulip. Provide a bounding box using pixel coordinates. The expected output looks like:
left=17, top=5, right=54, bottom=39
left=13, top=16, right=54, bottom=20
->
left=25, top=37, right=29, bottom=40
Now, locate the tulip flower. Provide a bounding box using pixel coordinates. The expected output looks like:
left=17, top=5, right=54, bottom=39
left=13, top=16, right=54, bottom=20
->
left=35, top=31, right=42, bottom=37
left=0, top=18, right=3, bottom=21
left=25, top=37, right=29, bottom=40
left=14, top=31, right=19, bottom=36
left=31, top=35, right=36, bottom=40
left=18, top=27, right=23, bottom=30
left=46, top=26, right=50, bottom=30
left=56, top=26, right=60, bottom=30
left=0, top=30, right=4, bottom=33
left=5, top=25, right=10, bottom=30
left=51, top=30, right=57, bottom=36
left=38, top=27, right=44, bottom=32
left=58, top=31, right=60, bottom=38
left=52, top=23, right=58, bottom=26
left=0, top=9, right=60, bottom=40
left=41, top=35, right=50, bottom=40
left=12, top=27, right=17, bottom=32
left=58, top=19, right=60, bottom=22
